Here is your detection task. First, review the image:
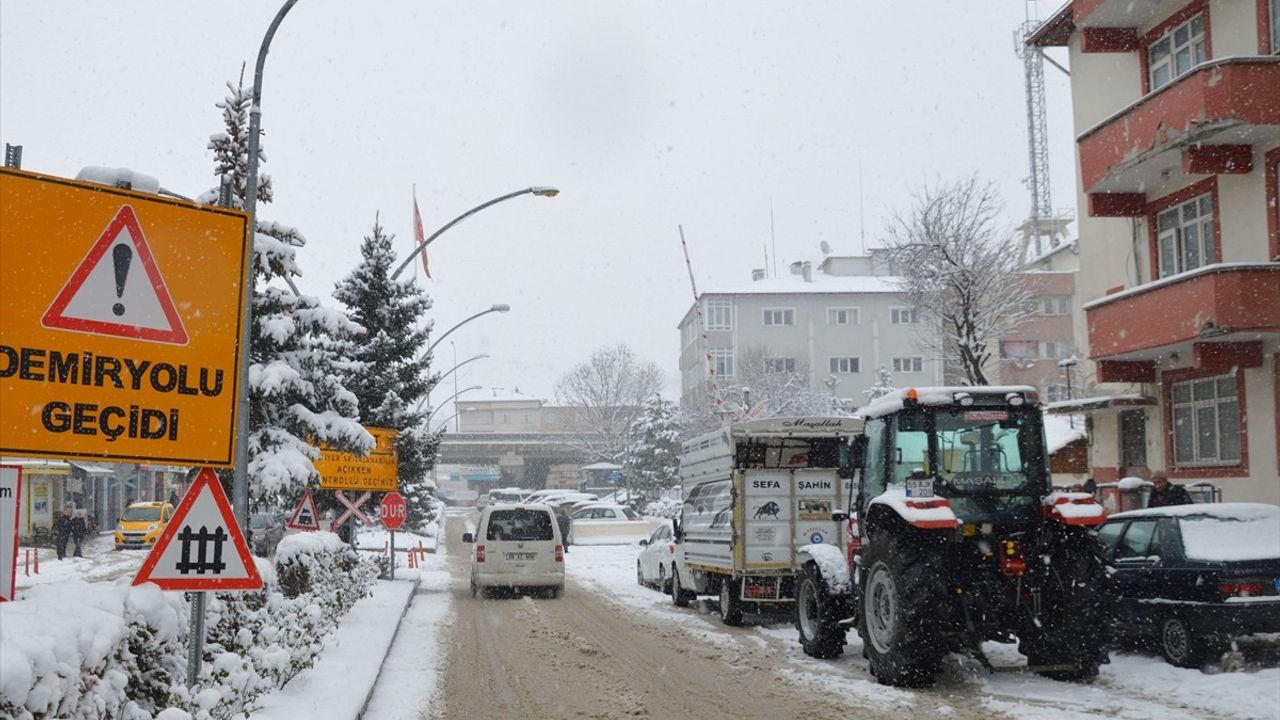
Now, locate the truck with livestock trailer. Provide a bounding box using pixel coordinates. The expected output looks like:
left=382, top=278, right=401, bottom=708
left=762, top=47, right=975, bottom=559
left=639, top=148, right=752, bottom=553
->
left=669, top=416, right=863, bottom=625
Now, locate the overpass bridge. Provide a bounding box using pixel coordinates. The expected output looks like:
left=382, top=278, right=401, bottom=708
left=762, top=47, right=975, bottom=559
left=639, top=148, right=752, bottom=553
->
left=437, top=432, right=588, bottom=485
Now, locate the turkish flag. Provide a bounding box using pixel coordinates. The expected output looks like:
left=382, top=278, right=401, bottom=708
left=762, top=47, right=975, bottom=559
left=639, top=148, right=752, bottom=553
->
left=413, top=193, right=431, bottom=279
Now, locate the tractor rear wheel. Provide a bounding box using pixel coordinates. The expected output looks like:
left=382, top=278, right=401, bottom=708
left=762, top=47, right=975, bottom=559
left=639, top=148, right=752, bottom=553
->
left=858, top=532, right=947, bottom=687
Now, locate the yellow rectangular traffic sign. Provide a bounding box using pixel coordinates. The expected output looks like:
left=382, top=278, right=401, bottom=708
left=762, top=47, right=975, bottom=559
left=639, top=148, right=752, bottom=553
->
left=0, top=168, right=249, bottom=466
left=315, top=427, right=399, bottom=491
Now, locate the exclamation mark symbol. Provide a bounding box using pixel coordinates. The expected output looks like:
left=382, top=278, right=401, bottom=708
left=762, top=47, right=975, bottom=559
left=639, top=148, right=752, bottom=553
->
left=112, top=244, right=132, bottom=317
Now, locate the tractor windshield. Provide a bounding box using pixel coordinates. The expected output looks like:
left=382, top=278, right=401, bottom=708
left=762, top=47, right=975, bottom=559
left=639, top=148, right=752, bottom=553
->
left=890, top=405, right=1048, bottom=522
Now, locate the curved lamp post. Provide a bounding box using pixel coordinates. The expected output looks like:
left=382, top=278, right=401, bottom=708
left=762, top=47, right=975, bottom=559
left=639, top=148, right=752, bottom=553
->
left=390, top=187, right=559, bottom=281
left=423, top=304, right=510, bottom=360
left=426, top=385, right=482, bottom=426
left=416, top=353, right=488, bottom=413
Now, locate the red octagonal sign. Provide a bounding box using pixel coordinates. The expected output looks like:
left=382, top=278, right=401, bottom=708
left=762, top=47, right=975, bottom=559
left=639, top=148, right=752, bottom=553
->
left=380, top=492, right=407, bottom=531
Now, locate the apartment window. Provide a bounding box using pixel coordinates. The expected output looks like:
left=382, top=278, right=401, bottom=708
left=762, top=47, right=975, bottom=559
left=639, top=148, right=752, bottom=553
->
left=709, top=348, right=735, bottom=378
left=704, top=299, right=732, bottom=331
left=1156, top=194, right=1215, bottom=277
left=827, top=307, right=859, bottom=326
left=765, top=357, right=796, bottom=374
left=829, top=357, right=860, bottom=374
left=1172, top=375, right=1241, bottom=465
left=1148, top=13, right=1206, bottom=90
left=891, top=307, right=919, bottom=324
left=763, top=309, right=794, bottom=326
left=467, top=410, right=493, bottom=424
left=1041, top=296, right=1071, bottom=315
left=999, top=340, right=1039, bottom=360
left=1042, top=341, right=1074, bottom=360
left=892, top=356, right=923, bottom=373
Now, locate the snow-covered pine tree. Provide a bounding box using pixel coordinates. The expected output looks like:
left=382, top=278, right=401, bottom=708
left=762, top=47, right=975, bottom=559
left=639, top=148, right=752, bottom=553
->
left=862, top=365, right=897, bottom=403
left=621, top=395, right=683, bottom=500
left=205, top=75, right=372, bottom=508
left=333, top=217, right=443, bottom=532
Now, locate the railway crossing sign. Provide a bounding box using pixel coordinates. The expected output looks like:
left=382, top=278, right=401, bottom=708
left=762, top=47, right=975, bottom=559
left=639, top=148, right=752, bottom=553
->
left=133, top=468, right=261, bottom=591
left=287, top=488, right=321, bottom=531
left=331, top=490, right=372, bottom=532
left=380, top=492, right=407, bottom=531
left=0, top=168, right=250, bottom=467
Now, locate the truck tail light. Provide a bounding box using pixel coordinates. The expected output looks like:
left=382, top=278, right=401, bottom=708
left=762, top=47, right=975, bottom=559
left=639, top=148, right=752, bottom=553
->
left=1221, top=581, right=1266, bottom=600
left=555, top=545, right=564, bottom=563
left=998, top=540, right=1026, bottom=577
left=476, top=545, right=486, bottom=563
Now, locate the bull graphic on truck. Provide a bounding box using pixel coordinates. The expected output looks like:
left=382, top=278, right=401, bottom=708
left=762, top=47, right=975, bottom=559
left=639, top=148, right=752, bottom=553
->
left=753, top=501, right=780, bottom=520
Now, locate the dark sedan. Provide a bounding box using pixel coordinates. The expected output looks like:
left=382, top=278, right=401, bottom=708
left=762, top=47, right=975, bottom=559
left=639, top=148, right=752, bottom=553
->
left=1098, top=502, right=1280, bottom=667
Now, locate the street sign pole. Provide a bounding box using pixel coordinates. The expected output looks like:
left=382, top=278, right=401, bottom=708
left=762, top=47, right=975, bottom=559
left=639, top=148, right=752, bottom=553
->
left=389, top=530, right=395, bottom=581
left=186, top=591, right=208, bottom=686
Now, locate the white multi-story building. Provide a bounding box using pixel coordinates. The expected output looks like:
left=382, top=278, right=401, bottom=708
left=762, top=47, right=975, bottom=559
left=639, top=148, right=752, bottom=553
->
left=1028, top=0, right=1279, bottom=503
left=678, top=254, right=943, bottom=416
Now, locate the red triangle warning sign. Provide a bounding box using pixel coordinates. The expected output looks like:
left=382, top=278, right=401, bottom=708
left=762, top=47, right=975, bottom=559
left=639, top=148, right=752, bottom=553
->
left=287, top=488, right=321, bottom=531
left=133, top=468, right=262, bottom=591
left=42, top=205, right=189, bottom=345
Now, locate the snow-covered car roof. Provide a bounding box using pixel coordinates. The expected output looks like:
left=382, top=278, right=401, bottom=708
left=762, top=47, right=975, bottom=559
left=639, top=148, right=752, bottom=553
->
left=1107, top=502, right=1278, bottom=522
left=857, top=386, right=1039, bottom=419
left=571, top=503, right=632, bottom=512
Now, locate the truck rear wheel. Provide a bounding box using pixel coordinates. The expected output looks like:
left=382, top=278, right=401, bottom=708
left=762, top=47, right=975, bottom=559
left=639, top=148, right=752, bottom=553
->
left=719, top=576, right=743, bottom=626
left=796, top=562, right=848, bottom=659
left=1022, top=528, right=1108, bottom=681
left=671, top=566, right=693, bottom=607
left=858, top=533, right=947, bottom=687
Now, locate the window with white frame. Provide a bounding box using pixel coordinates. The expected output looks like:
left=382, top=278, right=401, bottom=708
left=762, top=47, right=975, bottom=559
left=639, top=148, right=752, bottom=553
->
left=1148, top=13, right=1206, bottom=91
left=765, top=357, right=796, bottom=374
left=892, top=356, right=923, bottom=373
left=829, top=357, right=860, bottom=374
left=999, top=340, right=1039, bottom=360
left=1042, top=341, right=1074, bottom=360
left=763, top=308, right=794, bottom=326
left=1041, top=296, right=1071, bottom=315
left=704, top=299, right=732, bottom=331
left=1156, top=194, right=1215, bottom=277
left=827, top=307, right=859, bottom=326
left=891, top=307, right=919, bottom=324
left=1172, top=374, right=1241, bottom=465
left=709, top=348, right=735, bottom=378
left=467, top=410, right=493, bottom=424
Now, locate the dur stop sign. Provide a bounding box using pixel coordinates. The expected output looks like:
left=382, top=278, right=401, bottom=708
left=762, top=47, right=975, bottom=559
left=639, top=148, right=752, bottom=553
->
left=380, top=492, right=407, bottom=531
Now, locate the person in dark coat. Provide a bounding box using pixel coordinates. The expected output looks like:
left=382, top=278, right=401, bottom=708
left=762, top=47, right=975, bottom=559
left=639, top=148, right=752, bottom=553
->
left=71, top=511, right=87, bottom=557
left=1147, top=470, right=1191, bottom=507
left=55, top=506, right=73, bottom=560
left=555, top=506, right=572, bottom=552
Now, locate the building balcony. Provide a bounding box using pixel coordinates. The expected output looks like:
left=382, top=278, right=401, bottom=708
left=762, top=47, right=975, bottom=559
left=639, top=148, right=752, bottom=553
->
left=1084, top=263, right=1280, bottom=381
left=1079, top=57, right=1280, bottom=209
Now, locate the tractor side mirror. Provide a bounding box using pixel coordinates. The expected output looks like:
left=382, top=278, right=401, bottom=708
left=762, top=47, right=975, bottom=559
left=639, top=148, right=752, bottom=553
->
left=638, top=539, right=649, bottom=546
left=461, top=532, right=474, bottom=544
left=832, top=512, right=849, bottom=523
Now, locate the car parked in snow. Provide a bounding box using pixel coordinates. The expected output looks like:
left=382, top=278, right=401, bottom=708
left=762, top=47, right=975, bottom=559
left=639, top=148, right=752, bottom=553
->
left=462, top=504, right=564, bottom=598
left=249, top=512, right=285, bottom=557
left=567, top=503, right=652, bottom=545
left=637, top=521, right=676, bottom=592
left=1098, top=502, right=1280, bottom=667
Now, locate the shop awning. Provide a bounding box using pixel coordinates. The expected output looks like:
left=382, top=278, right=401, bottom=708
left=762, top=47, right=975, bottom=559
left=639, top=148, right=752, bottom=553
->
left=1044, top=395, right=1155, bottom=415
left=69, top=462, right=115, bottom=477
left=0, top=458, right=71, bottom=475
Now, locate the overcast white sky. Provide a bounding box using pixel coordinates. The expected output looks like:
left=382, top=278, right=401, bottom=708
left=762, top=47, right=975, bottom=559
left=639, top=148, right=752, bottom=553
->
left=0, top=1, right=1075, bottom=413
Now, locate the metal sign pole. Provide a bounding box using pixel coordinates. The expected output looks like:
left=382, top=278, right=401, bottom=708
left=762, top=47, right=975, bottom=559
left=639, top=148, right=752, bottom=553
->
left=389, top=530, right=395, bottom=581
left=186, top=591, right=208, bottom=686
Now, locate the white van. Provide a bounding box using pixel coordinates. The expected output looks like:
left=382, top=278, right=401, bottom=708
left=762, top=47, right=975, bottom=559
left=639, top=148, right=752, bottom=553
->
left=463, top=504, right=565, bottom=598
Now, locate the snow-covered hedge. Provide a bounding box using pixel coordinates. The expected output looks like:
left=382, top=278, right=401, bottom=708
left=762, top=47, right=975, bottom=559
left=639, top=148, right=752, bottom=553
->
left=0, top=532, right=375, bottom=720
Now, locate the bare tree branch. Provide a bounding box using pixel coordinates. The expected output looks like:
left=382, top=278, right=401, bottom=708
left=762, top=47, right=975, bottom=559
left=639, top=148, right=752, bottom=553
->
left=554, top=344, right=665, bottom=462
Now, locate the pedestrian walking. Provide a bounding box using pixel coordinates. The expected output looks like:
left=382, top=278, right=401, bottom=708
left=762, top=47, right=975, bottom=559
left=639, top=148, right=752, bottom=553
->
left=1147, top=470, right=1192, bottom=507
left=71, top=510, right=87, bottom=558
left=55, top=506, right=73, bottom=560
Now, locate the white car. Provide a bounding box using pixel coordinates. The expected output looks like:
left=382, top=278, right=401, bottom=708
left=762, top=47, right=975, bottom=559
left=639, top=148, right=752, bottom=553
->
left=637, top=521, right=676, bottom=592
left=568, top=503, right=652, bottom=545
left=463, top=504, right=565, bottom=598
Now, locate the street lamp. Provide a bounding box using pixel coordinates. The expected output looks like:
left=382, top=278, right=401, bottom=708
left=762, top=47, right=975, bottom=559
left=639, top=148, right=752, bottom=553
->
left=423, top=304, right=510, bottom=360
left=426, top=385, right=482, bottom=426
left=390, top=187, right=560, bottom=281
left=416, top=353, right=488, bottom=413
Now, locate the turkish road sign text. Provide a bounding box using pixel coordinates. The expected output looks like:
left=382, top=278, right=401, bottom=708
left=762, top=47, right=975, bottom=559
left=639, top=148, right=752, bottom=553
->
left=0, top=169, right=250, bottom=467
left=288, top=487, right=321, bottom=531
left=133, top=468, right=262, bottom=591
left=315, top=427, right=399, bottom=491
left=380, top=491, right=407, bottom=531
left=0, top=465, right=21, bottom=602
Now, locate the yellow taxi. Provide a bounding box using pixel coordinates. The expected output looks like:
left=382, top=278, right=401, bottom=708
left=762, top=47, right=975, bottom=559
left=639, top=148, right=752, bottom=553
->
left=114, top=502, right=175, bottom=550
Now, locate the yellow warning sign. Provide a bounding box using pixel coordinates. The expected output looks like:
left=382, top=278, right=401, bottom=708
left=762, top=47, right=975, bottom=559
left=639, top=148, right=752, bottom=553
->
left=0, top=168, right=249, bottom=466
left=315, top=427, right=399, bottom=491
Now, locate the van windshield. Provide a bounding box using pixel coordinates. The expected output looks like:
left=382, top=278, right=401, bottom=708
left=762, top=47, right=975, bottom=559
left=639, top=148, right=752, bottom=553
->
left=122, top=506, right=162, bottom=522
left=486, top=509, right=554, bottom=542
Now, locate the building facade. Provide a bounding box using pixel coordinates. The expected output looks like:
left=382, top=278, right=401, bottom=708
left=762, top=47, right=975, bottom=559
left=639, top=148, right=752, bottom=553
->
left=998, top=239, right=1084, bottom=403
left=1030, top=0, right=1280, bottom=504
left=678, top=254, right=943, bottom=416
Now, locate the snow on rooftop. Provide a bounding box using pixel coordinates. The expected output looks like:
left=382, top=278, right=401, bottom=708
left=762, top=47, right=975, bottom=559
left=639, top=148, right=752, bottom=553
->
left=857, top=386, right=1039, bottom=419
left=1043, top=412, right=1086, bottom=454
left=704, top=271, right=903, bottom=296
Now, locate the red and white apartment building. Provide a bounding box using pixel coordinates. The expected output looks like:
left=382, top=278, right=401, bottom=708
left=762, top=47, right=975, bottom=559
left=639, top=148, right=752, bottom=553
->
left=1029, top=0, right=1280, bottom=504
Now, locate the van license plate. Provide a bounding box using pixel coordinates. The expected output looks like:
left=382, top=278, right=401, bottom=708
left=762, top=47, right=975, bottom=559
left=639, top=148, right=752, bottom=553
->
left=505, top=552, right=537, bottom=561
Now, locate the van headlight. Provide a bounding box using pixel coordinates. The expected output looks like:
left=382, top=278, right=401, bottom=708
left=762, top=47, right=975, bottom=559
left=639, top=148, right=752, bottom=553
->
left=148, top=524, right=157, bottom=531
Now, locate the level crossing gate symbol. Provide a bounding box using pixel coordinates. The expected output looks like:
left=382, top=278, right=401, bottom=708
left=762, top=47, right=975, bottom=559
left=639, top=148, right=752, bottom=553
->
left=176, top=525, right=227, bottom=575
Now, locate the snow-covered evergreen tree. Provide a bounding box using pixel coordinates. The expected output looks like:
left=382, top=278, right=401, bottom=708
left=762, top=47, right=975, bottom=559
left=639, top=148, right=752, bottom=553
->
left=621, top=395, right=683, bottom=499
left=206, top=75, right=372, bottom=507
left=862, top=365, right=897, bottom=404
left=333, top=218, right=443, bottom=531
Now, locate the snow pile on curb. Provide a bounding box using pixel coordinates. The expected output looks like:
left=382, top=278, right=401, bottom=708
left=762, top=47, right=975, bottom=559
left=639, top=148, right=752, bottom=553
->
left=0, top=532, right=376, bottom=720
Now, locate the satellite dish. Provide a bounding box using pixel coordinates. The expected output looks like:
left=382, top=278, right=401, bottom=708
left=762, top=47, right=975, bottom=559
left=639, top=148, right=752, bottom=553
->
left=820, top=240, right=832, bottom=255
